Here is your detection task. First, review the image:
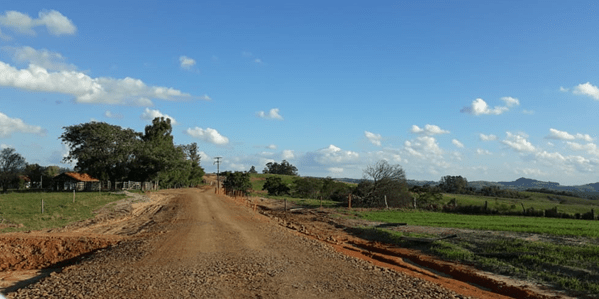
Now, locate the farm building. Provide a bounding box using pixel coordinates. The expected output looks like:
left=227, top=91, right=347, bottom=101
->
left=54, top=172, right=100, bottom=191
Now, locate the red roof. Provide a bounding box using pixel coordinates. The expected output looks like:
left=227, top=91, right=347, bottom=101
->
left=62, top=172, right=99, bottom=182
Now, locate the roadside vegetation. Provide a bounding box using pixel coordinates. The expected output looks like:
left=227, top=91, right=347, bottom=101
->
left=0, top=191, right=127, bottom=233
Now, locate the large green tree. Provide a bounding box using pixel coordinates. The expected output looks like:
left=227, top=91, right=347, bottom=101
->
left=262, top=176, right=290, bottom=196
left=222, top=171, right=252, bottom=195
left=262, top=160, right=298, bottom=176
left=0, top=148, right=26, bottom=193
left=61, top=121, right=141, bottom=183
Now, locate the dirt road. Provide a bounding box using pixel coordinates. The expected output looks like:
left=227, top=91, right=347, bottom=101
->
left=6, top=188, right=468, bottom=298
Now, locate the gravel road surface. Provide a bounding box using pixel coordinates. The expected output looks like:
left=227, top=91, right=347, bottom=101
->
left=8, top=188, right=467, bottom=299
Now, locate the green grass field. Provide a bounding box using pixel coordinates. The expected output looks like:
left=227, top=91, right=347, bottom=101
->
left=443, top=192, right=599, bottom=215
left=358, top=210, right=599, bottom=238
left=0, top=191, right=127, bottom=232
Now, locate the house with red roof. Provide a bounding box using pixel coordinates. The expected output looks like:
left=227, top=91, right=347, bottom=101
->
left=53, top=172, right=100, bottom=191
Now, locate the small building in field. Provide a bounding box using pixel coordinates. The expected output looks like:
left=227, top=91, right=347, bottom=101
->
left=53, top=172, right=100, bottom=191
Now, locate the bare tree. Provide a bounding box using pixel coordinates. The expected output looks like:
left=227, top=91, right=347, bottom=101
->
left=0, top=148, right=26, bottom=193
left=355, top=160, right=410, bottom=207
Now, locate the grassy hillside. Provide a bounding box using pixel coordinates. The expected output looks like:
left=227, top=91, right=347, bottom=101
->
left=443, top=192, right=599, bottom=215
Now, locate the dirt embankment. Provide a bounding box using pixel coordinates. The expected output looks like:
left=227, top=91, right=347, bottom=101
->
left=0, top=188, right=575, bottom=298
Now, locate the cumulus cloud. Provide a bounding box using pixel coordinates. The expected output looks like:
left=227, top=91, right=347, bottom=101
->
left=0, top=61, right=190, bottom=106
left=4, top=46, right=76, bottom=71
left=572, top=82, right=599, bottom=100
left=364, top=131, right=382, bottom=146
left=567, top=142, right=599, bottom=156
left=179, top=55, right=196, bottom=70
left=452, top=139, right=464, bottom=148
left=546, top=128, right=593, bottom=142
left=140, top=108, right=177, bottom=124
left=0, top=10, right=76, bottom=36
left=411, top=124, right=449, bottom=135
left=460, top=98, right=509, bottom=115
left=502, top=132, right=535, bottom=152
left=479, top=133, right=497, bottom=141
left=282, top=149, right=295, bottom=160
left=257, top=108, right=283, bottom=120
left=104, top=110, right=123, bottom=119
left=266, top=144, right=277, bottom=149
left=404, top=136, right=443, bottom=158
left=185, top=127, right=229, bottom=145
left=535, top=150, right=597, bottom=174
left=0, top=111, right=46, bottom=137
left=501, top=96, right=520, bottom=107
left=314, top=145, right=360, bottom=164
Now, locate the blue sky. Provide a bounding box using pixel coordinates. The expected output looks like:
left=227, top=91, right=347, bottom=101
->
left=1, top=1, right=599, bottom=185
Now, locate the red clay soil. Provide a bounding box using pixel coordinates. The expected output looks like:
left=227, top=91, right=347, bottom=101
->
left=0, top=234, right=119, bottom=272
left=254, top=200, right=570, bottom=299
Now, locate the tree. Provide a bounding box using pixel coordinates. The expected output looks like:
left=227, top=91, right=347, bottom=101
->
left=262, top=176, right=290, bottom=196
left=355, top=160, right=410, bottom=207
left=61, top=121, right=141, bottom=183
left=0, top=148, right=26, bottom=193
left=179, top=142, right=205, bottom=186
left=222, top=171, right=252, bottom=195
left=410, top=185, right=442, bottom=207
left=439, top=175, right=469, bottom=194
left=292, top=177, right=322, bottom=198
left=262, top=160, right=298, bottom=176
left=248, top=166, right=258, bottom=174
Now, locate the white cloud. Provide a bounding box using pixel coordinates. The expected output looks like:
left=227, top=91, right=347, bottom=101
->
left=461, top=98, right=509, bottom=115
left=282, top=149, right=295, bottom=160
left=257, top=108, right=283, bottom=120
left=364, top=131, right=382, bottom=146
left=0, top=144, right=9, bottom=149
left=266, top=144, right=277, bottom=149
left=199, top=94, right=212, bottom=101
left=522, top=109, right=534, bottom=115
left=4, top=46, right=76, bottom=71
left=546, top=128, right=593, bottom=142
left=104, top=110, right=123, bottom=119
left=515, top=168, right=546, bottom=177
left=0, top=10, right=76, bottom=36
left=179, top=55, right=196, bottom=70
left=0, top=111, right=46, bottom=137
left=501, top=96, right=520, bottom=107
left=140, top=108, right=178, bottom=125
left=404, top=136, right=443, bottom=158
left=572, top=82, right=599, bottom=100
left=0, top=61, right=190, bottom=106
left=328, top=167, right=344, bottom=174
left=411, top=124, right=449, bottom=135
left=254, top=58, right=262, bottom=64
left=476, top=148, right=492, bottom=155
left=502, top=132, right=536, bottom=152
left=479, top=133, right=497, bottom=141
left=185, top=127, right=229, bottom=145
left=567, top=142, right=599, bottom=156
left=452, top=139, right=464, bottom=148
left=559, top=86, right=569, bottom=92
left=314, top=145, right=360, bottom=164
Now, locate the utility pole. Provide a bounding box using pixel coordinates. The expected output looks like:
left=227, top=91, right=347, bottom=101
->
left=214, top=157, right=222, bottom=193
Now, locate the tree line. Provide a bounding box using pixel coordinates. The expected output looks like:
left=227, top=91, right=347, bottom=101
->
left=223, top=160, right=412, bottom=208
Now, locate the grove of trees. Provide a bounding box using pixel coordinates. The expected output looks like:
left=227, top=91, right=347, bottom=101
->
left=61, top=117, right=204, bottom=188
left=262, top=160, right=298, bottom=176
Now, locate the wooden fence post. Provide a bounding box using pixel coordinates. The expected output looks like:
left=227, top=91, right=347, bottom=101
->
left=73, top=190, right=75, bottom=203
left=384, top=195, right=388, bottom=209
left=41, top=199, right=44, bottom=214
left=348, top=193, right=352, bottom=209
